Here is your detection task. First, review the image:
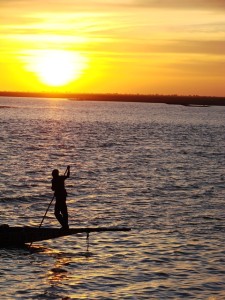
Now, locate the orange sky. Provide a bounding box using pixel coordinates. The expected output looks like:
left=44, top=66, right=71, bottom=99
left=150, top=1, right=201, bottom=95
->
left=0, top=0, right=225, bottom=96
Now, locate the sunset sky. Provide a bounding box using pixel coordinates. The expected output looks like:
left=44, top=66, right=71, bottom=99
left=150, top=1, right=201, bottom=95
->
left=0, top=0, right=225, bottom=96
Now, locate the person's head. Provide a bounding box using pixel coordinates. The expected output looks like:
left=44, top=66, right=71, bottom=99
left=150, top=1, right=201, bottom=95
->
left=52, top=169, right=59, bottom=178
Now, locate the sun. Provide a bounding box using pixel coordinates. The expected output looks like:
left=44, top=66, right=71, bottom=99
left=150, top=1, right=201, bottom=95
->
left=32, top=50, right=86, bottom=86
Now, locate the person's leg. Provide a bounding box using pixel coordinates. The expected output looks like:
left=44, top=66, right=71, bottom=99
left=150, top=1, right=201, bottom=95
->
left=54, top=202, right=64, bottom=227
left=60, top=202, right=69, bottom=229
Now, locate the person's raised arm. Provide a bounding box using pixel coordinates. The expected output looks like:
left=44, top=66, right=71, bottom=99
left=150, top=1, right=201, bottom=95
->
left=65, top=165, right=70, bottom=178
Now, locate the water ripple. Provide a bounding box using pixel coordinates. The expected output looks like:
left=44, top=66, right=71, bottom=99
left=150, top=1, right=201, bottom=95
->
left=0, top=98, right=225, bottom=299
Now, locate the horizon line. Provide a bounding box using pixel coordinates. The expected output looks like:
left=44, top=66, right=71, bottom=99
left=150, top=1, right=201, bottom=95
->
left=1, top=91, right=225, bottom=106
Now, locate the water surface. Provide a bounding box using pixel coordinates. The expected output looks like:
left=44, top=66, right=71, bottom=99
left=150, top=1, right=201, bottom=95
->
left=0, top=97, right=225, bottom=299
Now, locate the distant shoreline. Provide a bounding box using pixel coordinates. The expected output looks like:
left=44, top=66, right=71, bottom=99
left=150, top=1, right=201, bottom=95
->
left=0, top=91, right=225, bottom=106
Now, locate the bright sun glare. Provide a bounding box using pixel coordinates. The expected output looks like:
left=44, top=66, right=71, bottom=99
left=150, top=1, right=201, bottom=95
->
left=31, top=50, right=86, bottom=86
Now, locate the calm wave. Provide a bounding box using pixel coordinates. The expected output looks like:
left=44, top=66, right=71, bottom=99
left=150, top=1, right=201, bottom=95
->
left=0, top=97, right=225, bottom=299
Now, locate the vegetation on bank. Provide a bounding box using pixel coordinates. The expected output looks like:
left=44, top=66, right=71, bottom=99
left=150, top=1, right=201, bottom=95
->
left=0, top=91, right=225, bottom=106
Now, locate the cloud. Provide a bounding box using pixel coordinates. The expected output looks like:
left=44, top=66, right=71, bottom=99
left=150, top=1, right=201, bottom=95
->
left=97, top=39, right=225, bottom=56
left=1, top=0, right=225, bottom=11
left=163, top=39, right=225, bottom=56
left=134, top=0, right=225, bottom=10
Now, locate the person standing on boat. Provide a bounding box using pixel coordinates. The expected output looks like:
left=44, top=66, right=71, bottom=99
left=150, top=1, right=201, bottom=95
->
left=51, top=166, right=70, bottom=230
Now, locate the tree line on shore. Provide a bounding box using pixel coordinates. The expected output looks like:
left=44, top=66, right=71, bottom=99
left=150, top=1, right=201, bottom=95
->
left=0, top=91, right=225, bottom=106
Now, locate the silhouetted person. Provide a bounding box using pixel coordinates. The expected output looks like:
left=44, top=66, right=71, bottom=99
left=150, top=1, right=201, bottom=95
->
left=51, top=166, right=70, bottom=230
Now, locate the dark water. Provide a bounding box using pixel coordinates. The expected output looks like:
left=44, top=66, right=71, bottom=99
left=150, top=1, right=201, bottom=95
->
left=0, top=97, right=225, bottom=299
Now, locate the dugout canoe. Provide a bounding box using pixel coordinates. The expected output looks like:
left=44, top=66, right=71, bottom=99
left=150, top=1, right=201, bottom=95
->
left=0, top=225, right=131, bottom=247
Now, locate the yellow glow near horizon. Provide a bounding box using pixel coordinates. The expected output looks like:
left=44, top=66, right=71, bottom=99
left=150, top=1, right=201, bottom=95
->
left=27, top=50, right=87, bottom=86
left=0, top=1, right=225, bottom=96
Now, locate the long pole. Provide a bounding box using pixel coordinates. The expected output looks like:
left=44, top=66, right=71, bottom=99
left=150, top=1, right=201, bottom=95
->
left=38, top=194, right=55, bottom=229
